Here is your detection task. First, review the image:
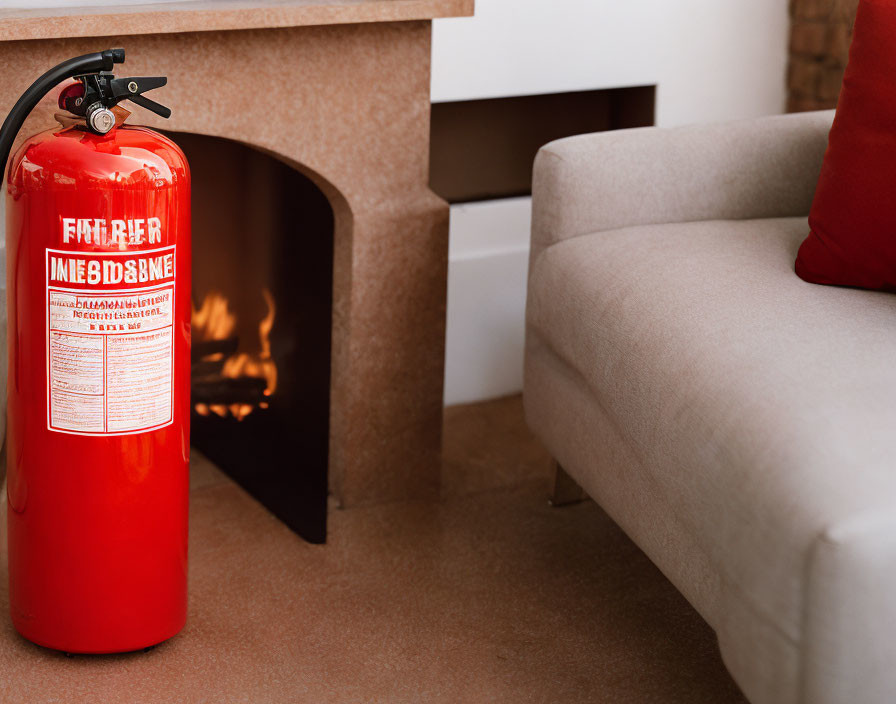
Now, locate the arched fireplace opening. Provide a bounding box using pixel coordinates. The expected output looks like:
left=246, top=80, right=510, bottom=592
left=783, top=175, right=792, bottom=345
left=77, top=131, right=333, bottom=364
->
left=171, top=131, right=334, bottom=544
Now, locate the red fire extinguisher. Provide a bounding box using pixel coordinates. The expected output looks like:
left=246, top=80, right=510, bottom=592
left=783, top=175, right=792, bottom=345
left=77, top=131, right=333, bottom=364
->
left=0, top=50, right=190, bottom=653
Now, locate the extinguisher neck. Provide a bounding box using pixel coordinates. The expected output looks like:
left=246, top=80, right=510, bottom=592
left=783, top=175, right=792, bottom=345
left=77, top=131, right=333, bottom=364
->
left=63, top=73, right=172, bottom=132
left=0, top=49, right=126, bottom=182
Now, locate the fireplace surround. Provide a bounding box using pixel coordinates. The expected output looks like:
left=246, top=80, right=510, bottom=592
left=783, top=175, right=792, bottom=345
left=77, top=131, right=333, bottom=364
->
left=0, top=0, right=474, bottom=541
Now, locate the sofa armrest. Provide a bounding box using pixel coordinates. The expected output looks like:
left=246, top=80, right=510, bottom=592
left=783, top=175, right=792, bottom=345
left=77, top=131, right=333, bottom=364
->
left=531, top=110, right=834, bottom=259
left=801, top=511, right=896, bottom=704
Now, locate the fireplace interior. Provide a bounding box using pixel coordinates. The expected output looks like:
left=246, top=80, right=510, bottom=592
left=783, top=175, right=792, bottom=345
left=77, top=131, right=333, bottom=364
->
left=172, top=132, right=334, bottom=544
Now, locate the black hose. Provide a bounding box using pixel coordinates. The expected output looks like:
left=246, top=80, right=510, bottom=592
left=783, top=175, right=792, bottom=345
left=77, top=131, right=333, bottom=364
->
left=0, top=48, right=125, bottom=180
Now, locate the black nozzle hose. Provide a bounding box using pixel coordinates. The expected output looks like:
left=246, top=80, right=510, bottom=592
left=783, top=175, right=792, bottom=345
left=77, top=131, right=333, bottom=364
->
left=0, top=49, right=125, bottom=181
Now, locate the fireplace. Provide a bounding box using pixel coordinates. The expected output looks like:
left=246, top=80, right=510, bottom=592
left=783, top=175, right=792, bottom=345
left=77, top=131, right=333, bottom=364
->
left=175, top=133, right=333, bottom=543
left=0, top=1, right=474, bottom=542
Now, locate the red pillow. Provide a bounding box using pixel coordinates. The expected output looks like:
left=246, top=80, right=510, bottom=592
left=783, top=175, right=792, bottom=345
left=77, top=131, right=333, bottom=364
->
left=795, top=0, right=896, bottom=291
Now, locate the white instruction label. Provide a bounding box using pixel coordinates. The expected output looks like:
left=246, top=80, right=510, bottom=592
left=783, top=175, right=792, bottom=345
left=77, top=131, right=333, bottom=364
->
left=46, top=246, right=176, bottom=436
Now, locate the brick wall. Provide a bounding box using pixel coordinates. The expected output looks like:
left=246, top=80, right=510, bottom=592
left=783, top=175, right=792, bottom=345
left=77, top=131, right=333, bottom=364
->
left=788, top=0, right=859, bottom=112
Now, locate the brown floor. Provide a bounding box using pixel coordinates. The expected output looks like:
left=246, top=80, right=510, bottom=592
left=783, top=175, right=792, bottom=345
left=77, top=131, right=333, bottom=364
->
left=0, top=395, right=747, bottom=703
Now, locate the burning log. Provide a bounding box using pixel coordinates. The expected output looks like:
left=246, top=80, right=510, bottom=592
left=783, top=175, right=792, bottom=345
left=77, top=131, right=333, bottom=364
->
left=191, top=376, right=268, bottom=405
left=191, top=337, right=238, bottom=362
left=191, top=359, right=227, bottom=379
left=191, top=289, right=277, bottom=421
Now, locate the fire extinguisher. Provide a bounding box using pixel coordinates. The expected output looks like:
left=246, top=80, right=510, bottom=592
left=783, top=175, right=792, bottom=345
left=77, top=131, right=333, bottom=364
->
left=0, top=50, right=190, bottom=653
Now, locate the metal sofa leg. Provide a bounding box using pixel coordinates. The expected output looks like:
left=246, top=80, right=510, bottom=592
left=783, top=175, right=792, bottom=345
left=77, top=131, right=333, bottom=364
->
left=549, top=461, right=587, bottom=507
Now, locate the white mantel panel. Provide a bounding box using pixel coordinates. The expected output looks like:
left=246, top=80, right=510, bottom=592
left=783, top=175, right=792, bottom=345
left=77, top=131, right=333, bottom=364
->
left=432, top=0, right=789, bottom=126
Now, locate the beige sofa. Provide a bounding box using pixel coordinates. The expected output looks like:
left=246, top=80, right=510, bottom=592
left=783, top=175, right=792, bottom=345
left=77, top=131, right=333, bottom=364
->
left=524, top=110, right=896, bottom=704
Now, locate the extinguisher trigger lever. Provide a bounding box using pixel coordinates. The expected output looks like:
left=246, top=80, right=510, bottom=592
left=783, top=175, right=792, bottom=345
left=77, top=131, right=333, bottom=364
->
left=111, top=76, right=171, bottom=118
left=109, top=76, right=167, bottom=100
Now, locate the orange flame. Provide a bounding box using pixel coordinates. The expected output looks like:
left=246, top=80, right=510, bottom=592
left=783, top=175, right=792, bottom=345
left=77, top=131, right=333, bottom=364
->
left=192, top=292, right=236, bottom=341
left=192, top=289, right=277, bottom=421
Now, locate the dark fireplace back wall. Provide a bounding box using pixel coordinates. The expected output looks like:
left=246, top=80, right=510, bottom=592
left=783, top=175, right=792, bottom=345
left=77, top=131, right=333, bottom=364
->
left=170, top=131, right=334, bottom=544
left=429, top=86, right=656, bottom=203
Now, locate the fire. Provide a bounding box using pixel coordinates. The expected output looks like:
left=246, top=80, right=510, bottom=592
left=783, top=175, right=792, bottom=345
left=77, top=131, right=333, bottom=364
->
left=192, top=291, right=236, bottom=342
left=192, top=289, right=277, bottom=421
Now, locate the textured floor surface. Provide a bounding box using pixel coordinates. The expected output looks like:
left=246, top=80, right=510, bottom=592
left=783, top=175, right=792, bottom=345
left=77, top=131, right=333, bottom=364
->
left=0, top=395, right=746, bottom=703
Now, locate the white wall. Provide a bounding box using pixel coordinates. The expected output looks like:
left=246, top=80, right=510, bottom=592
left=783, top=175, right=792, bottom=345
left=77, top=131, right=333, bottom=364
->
left=437, top=0, right=790, bottom=405
left=432, top=0, right=789, bottom=127
left=443, top=198, right=531, bottom=405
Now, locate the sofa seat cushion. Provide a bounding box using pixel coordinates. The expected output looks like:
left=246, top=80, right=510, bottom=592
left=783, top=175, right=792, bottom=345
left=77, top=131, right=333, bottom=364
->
left=527, top=216, right=896, bottom=648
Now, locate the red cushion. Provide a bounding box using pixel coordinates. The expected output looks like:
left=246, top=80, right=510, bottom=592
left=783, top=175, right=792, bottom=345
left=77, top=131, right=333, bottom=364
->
left=795, top=0, right=896, bottom=291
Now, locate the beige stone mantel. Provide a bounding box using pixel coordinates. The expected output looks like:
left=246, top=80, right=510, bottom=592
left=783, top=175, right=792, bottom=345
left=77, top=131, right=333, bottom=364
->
left=0, top=0, right=474, bottom=515
left=0, top=0, right=472, bottom=41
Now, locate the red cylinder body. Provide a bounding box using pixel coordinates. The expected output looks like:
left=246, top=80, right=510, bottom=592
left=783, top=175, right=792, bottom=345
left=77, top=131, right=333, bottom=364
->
left=5, top=123, right=191, bottom=653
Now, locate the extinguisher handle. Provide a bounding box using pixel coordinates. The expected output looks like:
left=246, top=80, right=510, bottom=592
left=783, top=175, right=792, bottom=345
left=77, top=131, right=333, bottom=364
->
left=0, top=49, right=126, bottom=181
left=128, top=94, right=172, bottom=120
